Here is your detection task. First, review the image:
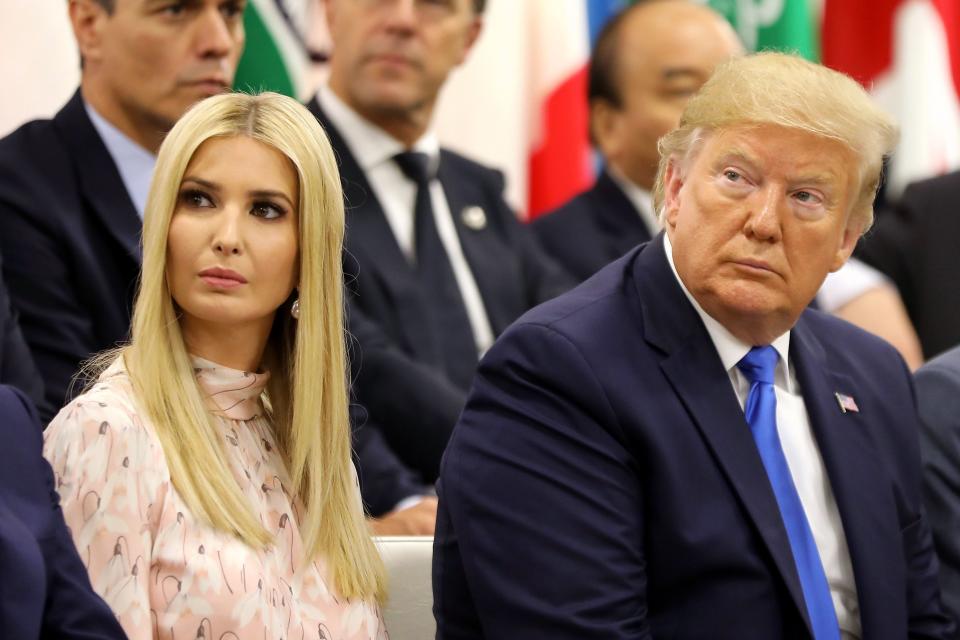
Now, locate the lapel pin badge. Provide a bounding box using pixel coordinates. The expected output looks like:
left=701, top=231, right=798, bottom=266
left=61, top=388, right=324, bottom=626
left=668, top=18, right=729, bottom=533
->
left=461, top=205, right=487, bottom=230
left=835, top=392, right=860, bottom=414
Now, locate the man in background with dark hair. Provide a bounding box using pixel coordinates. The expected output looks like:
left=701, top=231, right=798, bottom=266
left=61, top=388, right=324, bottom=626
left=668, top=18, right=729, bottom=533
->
left=310, top=0, right=572, bottom=532
left=0, top=0, right=245, bottom=419
left=534, top=0, right=741, bottom=282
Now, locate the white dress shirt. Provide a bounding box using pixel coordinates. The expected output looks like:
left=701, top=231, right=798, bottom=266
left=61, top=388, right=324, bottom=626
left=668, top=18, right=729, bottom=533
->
left=316, top=85, right=495, bottom=356
left=664, top=233, right=862, bottom=639
left=85, top=102, right=156, bottom=220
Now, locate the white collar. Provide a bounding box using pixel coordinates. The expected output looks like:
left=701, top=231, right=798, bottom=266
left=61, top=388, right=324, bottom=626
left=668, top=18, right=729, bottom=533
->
left=316, top=84, right=440, bottom=173
left=663, top=233, right=793, bottom=391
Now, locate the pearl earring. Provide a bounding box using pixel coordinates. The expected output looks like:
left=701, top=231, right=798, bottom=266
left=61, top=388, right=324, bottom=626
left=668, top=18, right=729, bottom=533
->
left=291, top=299, right=300, bottom=319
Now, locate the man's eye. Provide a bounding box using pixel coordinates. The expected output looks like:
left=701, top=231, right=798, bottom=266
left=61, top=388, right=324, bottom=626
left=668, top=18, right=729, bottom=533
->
left=221, top=0, right=244, bottom=18
left=793, top=190, right=821, bottom=205
left=251, top=202, right=284, bottom=219
left=723, top=170, right=742, bottom=181
left=162, top=2, right=187, bottom=16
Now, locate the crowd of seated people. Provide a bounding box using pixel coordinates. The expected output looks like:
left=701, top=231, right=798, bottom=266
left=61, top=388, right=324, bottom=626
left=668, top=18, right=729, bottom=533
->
left=2, top=0, right=960, bottom=638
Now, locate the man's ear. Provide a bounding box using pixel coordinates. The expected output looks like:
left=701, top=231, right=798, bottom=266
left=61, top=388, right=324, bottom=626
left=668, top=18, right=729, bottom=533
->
left=829, top=216, right=863, bottom=272
left=457, top=14, right=484, bottom=66
left=663, top=157, right=685, bottom=229
left=591, top=99, right=623, bottom=162
left=69, top=0, right=111, bottom=65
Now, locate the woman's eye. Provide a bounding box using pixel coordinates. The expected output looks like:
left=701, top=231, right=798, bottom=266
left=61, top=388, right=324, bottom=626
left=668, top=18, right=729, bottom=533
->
left=180, top=190, right=213, bottom=208
left=252, top=202, right=284, bottom=219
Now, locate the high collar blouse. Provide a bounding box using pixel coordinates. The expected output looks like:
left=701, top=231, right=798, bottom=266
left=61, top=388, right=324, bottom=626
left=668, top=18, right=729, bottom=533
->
left=43, top=356, right=386, bottom=640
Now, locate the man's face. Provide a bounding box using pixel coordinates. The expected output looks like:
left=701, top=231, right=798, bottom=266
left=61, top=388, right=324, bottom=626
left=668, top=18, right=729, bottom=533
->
left=595, top=3, right=741, bottom=190
left=80, top=0, right=245, bottom=137
left=664, top=124, right=862, bottom=343
left=325, top=0, right=481, bottom=119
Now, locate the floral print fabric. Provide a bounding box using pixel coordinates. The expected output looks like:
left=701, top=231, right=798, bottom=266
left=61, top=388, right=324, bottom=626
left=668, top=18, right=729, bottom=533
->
left=43, top=356, right=387, bottom=640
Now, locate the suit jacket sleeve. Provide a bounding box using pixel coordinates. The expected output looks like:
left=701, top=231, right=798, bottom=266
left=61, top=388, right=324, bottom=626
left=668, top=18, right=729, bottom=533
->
left=351, top=404, right=430, bottom=518
left=0, top=175, right=100, bottom=420
left=914, top=357, right=960, bottom=638
left=0, top=386, right=126, bottom=638
left=348, top=304, right=466, bottom=483
left=434, top=321, right=650, bottom=639
left=855, top=192, right=919, bottom=319
left=0, top=251, right=47, bottom=418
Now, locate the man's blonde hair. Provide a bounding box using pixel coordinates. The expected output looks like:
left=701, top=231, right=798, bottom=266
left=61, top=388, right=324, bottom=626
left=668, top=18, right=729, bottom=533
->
left=95, top=92, right=385, bottom=603
left=652, top=51, right=899, bottom=232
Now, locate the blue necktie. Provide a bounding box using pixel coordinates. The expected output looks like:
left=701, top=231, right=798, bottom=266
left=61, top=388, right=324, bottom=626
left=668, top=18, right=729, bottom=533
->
left=737, top=346, right=840, bottom=640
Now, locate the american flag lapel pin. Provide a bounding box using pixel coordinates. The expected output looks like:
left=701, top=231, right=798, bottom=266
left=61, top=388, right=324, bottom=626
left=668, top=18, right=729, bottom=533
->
left=835, top=392, right=860, bottom=414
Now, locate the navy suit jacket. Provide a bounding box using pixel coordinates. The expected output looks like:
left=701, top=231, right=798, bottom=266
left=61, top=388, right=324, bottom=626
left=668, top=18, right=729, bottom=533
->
left=914, top=346, right=960, bottom=637
left=0, top=90, right=141, bottom=420
left=307, top=97, right=573, bottom=482
left=856, top=170, right=960, bottom=359
left=0, top=385, right=126, bottom=639
left=532, top=169, right=653, bottom=283
left=434, top=235, right=951, bottom=639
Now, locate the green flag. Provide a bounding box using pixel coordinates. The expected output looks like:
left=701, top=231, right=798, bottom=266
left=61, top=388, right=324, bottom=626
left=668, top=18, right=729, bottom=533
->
left=233, top=0, right=312, bottom=99
left=705, top=0, right=818, bottom=61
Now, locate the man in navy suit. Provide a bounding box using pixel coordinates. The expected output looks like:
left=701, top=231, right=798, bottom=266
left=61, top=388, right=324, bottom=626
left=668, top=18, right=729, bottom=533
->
left=533, top=1, right=740, bottom=282
left=914, top=345, right=960, bottom=637
left=0, top=0, right=245, bottom=419
left=308, top=0, right=572, bottom=529
left=434, top=52, right=952, bottom=639
left=0, top=384, right=126, bottom=638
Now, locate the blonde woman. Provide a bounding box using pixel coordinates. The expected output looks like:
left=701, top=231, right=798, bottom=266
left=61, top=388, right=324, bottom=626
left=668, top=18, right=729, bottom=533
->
left=43, top=92, right=387, bottom=639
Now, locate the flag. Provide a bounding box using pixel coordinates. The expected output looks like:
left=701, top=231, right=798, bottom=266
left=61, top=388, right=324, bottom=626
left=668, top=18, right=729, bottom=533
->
left=822, top=0, right=960, bottom=198
left=704, top=0, right=818, bottom=60
left=233, top=0, right=314, bottom=100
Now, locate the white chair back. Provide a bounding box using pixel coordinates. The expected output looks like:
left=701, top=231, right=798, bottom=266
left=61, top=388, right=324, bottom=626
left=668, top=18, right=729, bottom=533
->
left=376, top=536, right=436, bottom=640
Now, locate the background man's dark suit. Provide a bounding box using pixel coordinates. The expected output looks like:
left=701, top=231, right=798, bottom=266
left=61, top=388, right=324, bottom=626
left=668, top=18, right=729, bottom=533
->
left=0, top=385, right=126, bottom=639
left=0, top=251, right=45, bottom=412
left=308, top=99, right=573, bottom=481
left=856, top=170, right=960, bottom=359
left=532, top=169, right=653, bottom=282
left=0, top=91, right=141, bottom=419
left=434, top=236, right=950, bottom=639
left=914, top=345, right=960, bottom=637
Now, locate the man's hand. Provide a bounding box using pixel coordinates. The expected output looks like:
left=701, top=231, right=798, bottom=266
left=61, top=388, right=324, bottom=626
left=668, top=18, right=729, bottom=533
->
left=369, top=497, right=438, bottom=535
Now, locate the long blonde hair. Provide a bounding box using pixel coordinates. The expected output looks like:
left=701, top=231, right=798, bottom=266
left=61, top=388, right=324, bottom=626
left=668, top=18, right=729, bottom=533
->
left=115, top=92, right=385, bottom=602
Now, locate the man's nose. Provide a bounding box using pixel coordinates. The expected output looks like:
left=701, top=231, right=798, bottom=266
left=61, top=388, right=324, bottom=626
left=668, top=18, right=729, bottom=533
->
left=744, top=186, right=784, bottom=242
left=193, top=6, right=238, bottom=61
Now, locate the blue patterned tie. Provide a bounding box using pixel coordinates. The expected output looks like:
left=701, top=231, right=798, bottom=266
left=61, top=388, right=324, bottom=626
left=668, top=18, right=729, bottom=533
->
left=737, top=346, right=840, bottom=640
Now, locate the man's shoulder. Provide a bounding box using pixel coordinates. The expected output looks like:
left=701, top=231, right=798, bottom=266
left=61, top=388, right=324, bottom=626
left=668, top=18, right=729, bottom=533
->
left=0, top=108, right=81, bottom=204
left=532, top=188, right=601, bottom=235
left=510, top=247, right=642, bottom=338
left=917, top=344, right=960, bottom=380
left=438, top=147, right=505, bottom=189
left=798, top=307, right=907, bottom=375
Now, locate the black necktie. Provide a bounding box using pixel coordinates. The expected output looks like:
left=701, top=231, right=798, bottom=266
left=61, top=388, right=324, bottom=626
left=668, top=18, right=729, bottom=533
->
left=393, top=151, right=479, bottom=390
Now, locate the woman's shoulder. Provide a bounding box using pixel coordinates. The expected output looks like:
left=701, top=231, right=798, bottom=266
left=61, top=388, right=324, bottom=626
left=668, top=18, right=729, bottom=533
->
left=44, top=358, right=163, bottom=472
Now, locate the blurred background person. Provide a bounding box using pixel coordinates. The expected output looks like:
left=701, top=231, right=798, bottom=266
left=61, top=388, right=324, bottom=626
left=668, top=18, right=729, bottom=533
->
left=916, top=344, right=960, bottom=638
left=307, top=0, right=572, bottom=504
left=44, top=92, right=387, bottom=639
left=0, top=384, right=126, bottom=639
left=0, top=0, right=246, bottom=420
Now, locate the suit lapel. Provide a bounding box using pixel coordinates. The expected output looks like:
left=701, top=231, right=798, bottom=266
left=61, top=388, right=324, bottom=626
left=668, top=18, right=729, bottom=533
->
left=592, top=169, right=653, bottom=257
left=791, top=319, right=900, bottom=638
left=53, top=91, right=141, bottom=264
left=307, top=99, right=436, bottom=355
left=636, top=236, right=814, bottom=634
